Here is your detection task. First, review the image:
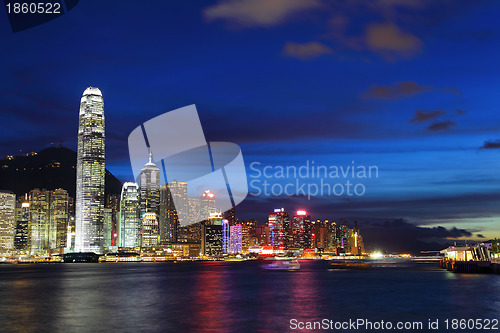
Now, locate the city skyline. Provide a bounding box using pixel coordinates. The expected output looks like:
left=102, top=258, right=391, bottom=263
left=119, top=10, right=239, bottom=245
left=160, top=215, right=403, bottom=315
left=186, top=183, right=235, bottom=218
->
left=1, top=3, right=499, bottom=332
left=1, top=1, right=499, bottom=250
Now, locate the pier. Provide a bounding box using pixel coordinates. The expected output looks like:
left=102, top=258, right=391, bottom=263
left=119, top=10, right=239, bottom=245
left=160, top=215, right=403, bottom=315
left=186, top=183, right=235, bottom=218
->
left=439, top=258, right=495, bottom=273
left=439, top=244, right=500, bottom=274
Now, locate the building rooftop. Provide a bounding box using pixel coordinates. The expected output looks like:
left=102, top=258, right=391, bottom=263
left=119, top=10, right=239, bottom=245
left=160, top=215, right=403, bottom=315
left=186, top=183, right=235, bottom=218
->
left=82, top=86, right=102, bottom=97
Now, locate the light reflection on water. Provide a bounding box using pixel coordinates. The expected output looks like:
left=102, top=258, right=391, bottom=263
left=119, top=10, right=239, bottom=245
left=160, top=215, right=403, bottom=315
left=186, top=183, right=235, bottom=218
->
left=0, top=261, right=499, bottom=332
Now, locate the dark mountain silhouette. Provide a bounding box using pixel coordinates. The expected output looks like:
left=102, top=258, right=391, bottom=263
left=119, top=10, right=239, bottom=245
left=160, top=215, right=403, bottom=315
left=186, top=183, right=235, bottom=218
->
left=0, top=147, right=122, bottom=199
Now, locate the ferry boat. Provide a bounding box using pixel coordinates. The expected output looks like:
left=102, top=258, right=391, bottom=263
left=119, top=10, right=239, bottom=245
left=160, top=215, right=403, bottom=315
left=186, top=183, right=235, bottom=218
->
left=262, top=259, right=300, bottom=270
left=329, top=259, right=369, bottom=269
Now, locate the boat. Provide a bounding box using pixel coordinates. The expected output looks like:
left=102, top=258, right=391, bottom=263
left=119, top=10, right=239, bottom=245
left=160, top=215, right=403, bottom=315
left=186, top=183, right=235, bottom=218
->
left=262, top=259, right=300, bottom=270
left=63, top=252, right=100, bottom=263
left=329, top=259, right=369, bottom=269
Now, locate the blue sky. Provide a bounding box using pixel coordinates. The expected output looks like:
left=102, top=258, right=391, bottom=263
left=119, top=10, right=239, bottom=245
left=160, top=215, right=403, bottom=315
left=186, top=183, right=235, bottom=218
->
left=1, top=0, right=500, bottom=251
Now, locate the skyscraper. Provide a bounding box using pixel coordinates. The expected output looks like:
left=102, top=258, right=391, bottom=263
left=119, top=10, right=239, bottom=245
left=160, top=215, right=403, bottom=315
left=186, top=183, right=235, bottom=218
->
left=268, top=208, right=290, bottom=251
left=29, top=189, right=50, bottom=254
left=159, top=179, right=187, bottom=243
left=141, top=212, right=159, bottom=248
left=222, top=218, right=230, bottom=254
left=229, top=224, right=243, bottom=254
left=49, top=189, right=69, bottom=250
left=201, top=212, right=223, bottom=256
left=139, top=152, right=160, bottom=218
left=118, top=182, right=141, bottom=248
left=29, top=189, right=69, bottom=254
left=14, top=199, right=30, bottom=251
left=0, top=190, right=16, bottom=253
left=200, top=190, right=216, bottom=221
left=106, top=194, right=120, bottom=246
left=139, top=152, right=160, bottom=248
left=75, top=87, right=105, bottom=253
left=291, top=210, right=312, bottom=250
left=103, top=208, right=113, bottom=248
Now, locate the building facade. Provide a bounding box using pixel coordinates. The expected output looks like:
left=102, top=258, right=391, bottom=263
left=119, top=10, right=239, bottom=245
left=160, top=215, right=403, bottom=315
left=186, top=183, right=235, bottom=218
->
left=75, top=87, right=105, bottom=253
left=0, top=191, right=16, bottom=253
left=14, top=199, right=30, bottom=251
left=268, top=208, right=290, bottom=250
left=119, top=182, right=140, bottom=248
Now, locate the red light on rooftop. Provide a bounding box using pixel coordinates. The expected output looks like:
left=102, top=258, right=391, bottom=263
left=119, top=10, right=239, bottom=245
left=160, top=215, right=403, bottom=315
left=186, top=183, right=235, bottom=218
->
left=296, top=210, right=307, bottom=216
left=207, top=192, right=215, bottom=198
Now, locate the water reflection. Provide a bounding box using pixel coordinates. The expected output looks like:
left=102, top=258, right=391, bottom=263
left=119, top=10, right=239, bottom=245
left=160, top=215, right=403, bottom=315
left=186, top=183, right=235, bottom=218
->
left=0, top=262, right=499, bottom=332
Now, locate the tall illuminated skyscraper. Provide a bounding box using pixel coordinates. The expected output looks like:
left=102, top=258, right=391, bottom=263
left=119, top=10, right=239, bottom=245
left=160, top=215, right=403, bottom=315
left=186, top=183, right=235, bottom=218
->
left=141, top=212, right=159, bottom=248
left=268, top=208, right=290, bottom=251
left=0, top=190, right=16, bottom=253
left=14, top=198, right=30, bottom=251
left=139, top=152, right=160, bottom=218
left=229, top=224, right=242, bottom=254
left=159, top=180, right=187, bottom=243
left=291, top=210, right=311, bottom=250
left=75, top=87, right=105, bottom=253
left=139, top=152, right=160, bottom=248
left=49, top=189, right=69, bottom=250
left=118, top=182, right=140, bottom=248
left=29, top=189, right=50, bottom=254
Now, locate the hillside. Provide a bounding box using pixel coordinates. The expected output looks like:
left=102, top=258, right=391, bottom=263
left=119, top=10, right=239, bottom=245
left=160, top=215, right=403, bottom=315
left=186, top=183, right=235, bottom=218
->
left=0, top=147, right=122, bottom=199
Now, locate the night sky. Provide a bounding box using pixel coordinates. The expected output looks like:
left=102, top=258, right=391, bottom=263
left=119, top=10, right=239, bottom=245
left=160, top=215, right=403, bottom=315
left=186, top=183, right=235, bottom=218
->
left=1, top=1, right=499, bottom=252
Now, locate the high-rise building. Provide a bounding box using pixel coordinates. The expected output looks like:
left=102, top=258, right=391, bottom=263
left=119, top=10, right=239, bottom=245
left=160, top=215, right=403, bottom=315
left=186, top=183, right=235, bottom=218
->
left=28, top=189, right=69, bottom=254
left=187, top=196, right=201, bottom=226
left=103, top=208, right=113, bottom=248
left=241, top=224, right=250, bottom=252
left=327, top=221, right=338, bottom=251
left=268, top=208, right=290, bottom=251
left=49, top=189, right=69, bottom=250
left=141, top=212, right=159, bottom=248
left=229, top=224, right=242, bottom=254
left=106, top=194, right=120, bottom=246
left=243, top=219, right=257, bottom=237
left=169, top=180, right=187, bottom=224
left=225, top=207, right=236, bottom=225
left=118, top=182, right=140, bottom=248
left=14, top=198, right=30, bottom=251
left=201, top=213, right=223, bottom=256
left=347, top=221, right=364, bottom=255
left=159, top=180, right=187, bottom=243
left=29, top=189, right=50, bottom=254
left=337, top=220, right=349, bottom=254
left=139, top=152, right=160, bottom=217
left=291, top=210, right=312, bottom=250
left=200, top=190, right=216, bottom=221
left=256, top=225, right=269, bottom=246
left=75, top=87, right=105, bottom=253
left=139, top=153, right=160, bottom=248
left=0, top=191, right=16, bottom=253
left=222, top=218, right=230, bottom=254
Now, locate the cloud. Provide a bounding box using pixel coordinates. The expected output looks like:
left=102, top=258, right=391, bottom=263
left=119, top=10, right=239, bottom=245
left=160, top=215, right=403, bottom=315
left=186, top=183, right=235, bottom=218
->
left=428, top=121, right=455, bottom=131
left=361, top=218, right=473, bottom=254
left=365, top=23, right=422, bottom=58
left=203, top=0, right=321, bottom=27
left=283, top=41, right=334, bottom=60
left=362, top=81, right=431, bottom=99
left=481, top=140, right=500, bottom=149
left=409, top=109, right=444, bottom=123
left=455, top=109, right=466, bottom=115
left=376, top=0, right=424, bottom=9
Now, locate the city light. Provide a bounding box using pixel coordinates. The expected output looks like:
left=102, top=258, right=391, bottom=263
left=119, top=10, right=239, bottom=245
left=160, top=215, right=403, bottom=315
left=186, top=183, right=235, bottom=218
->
left=296, top=210, right=307, bottom=216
